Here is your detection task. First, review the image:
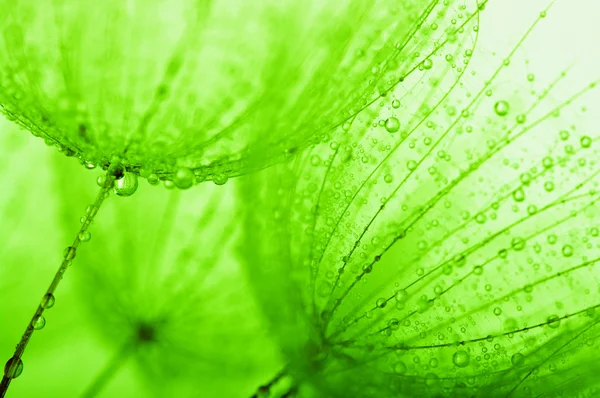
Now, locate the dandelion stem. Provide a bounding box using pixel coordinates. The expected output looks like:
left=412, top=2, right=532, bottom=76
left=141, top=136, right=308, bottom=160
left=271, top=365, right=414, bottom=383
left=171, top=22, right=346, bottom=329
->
left=0, top=172, right=115, bottom=398
left=81, top=342, right=133, bottom=398
left=249, top=367, right=287, bottom=398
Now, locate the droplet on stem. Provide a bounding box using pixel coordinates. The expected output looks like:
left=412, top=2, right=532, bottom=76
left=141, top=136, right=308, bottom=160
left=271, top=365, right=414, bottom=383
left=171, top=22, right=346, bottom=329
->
left=114, top=173, right=138, bottom=196
left=3, top=356, right=23, bottom=379
left=41, top=293, right=55, bottom=309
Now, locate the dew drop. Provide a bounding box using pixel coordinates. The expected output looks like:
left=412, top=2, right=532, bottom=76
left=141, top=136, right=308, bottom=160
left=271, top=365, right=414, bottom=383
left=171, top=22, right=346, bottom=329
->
left=452, top=350, right=470, bottom=367
left=32, top=315, right=46, bottom=330
left=581, top=136, right=592, bottom=148
left=41, top=293, right=55, bottom=309
left=114, top=173, right=138, bottom=196
left=393, top=362, right=407, bottom=374
left=406, top=160, right=417, bottom=171
left=384, top=174, right=393, bottom=184
left=391, top=99, right=401, bottom=109
left=64, top=246, right=76, bottom=261
left=422, top=58, right=433, bottom=70
left=384, top=117, right=400, bottom=133
left=494, top=100, right=509, bottom=116
left=79, top=231, right=91, bottom=242
left=213, top=173, right=229, bottom=186
left=3, top=356, right=23, bottom=379
left=174, top=167, right=194, bottom=189
left=511, top=353, right=525, bottom=366
left=512, top=188, right=525, bottom=202
left=561, top=244, right=574, bottom=257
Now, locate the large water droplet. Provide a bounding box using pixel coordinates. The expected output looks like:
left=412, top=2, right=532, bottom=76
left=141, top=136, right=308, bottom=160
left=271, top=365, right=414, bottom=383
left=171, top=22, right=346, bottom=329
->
left=511, top=352, right=525, bottom=366
left=174, top=167, right=194, bottom=189
left=494, top=100, right=509, bottom=116
left=384, top=117, right=400, bottom=133
left=114, top=173, right=138, bottom=196
left=32, top=315, right=46, bottom=330
left=4, top=356, right=23, bottom=379
left=41, top=294, right=55, bottom=309
left=64, top=246, right=76, bottom=261
left=452, top=350, right=470, bottom=367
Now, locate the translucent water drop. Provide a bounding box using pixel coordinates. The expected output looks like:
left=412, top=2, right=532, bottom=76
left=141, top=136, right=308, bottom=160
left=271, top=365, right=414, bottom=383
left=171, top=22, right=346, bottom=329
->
left=32, top=315, right=46, bottom=330
left=114, top=173, right=138, bottom=196
left=79, top=231, right=91, bottom=242
left=174, top=167, right=194, bottom=189
left=452, top=350, right=470, bottom=367
left=384, top=174, right=393, bottom=184
left=561, top=244, right=574, bottom=257
left=406, top=160, right=417, bottom=171
left=393, top=362, right=407, bottom=374
left=516, top=114, right=526, bottom=124
left=4, top=356, right=23, bottom=379
left=581, top=136, right=592, bottom=148
left=384, top=117, right=400, bottom=133
left=64, top=246, right=76, bottom=261
left=494, top=100, right=509, bottom=116
left=213, top=173, right=229, bottom=186
left=391, top=99, right=401, bottom=109
left=147, top=173, right=159, bottom=185
left=41, top=293, right=55, bottom=309
left=512, top=188, right=525, bottom=202
left=511, top=353, right=525, bottom=366
left=422, top=58, right=433, bottom=70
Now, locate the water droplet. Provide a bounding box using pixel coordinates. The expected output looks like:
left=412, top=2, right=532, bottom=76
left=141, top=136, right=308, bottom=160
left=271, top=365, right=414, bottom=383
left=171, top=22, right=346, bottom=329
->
left=516, top=114, right=526, bottom=124
left=422, top=58, right=433, bottom=70
left=64, top=246, right=76, bottom=261
left=41, top=294, right=55, bottom=309
left=493, top=307, right=503, bottom=316
left=384, top=117, right=400, bottom=133
left=114, top=173, right=138, bottom=196
left=494, top=100, right=509, bottom=116
left=512, top=188, right=525, bottom=202
left=547, top=315, right=561, bottom=329
left=376, top=298, right=387, bottom=308
left=406, top=160, right=417, bottom=171
left=96, top=175, right=108, bottom=188
left=511, top=353, right=525, bottom=366
left=4, top=356, right=23, bottom=379
left=384, top=174, right=393, bottom=184
left=393, top=362, right=407, bottom=374
left=561, top=244, right=574, bottom=257
left=213, top=173, right=229, bottom=186
left=174, top=167, right=194, bottom=189
left=79, top=231, right=91, bottom=242
left=452, top=350, right=470, bottom=367
left=32, top=315, right=46, bottom=330
left=147, top=173, right=159, bottom=185
left=391, top=99, right=401, bottom=109
left=581, top=136, right=592, bottom=148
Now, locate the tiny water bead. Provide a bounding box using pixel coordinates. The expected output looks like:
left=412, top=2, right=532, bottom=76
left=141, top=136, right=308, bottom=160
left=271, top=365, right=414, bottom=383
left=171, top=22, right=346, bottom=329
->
left=384, top=117, right=400, bottom=133
left=32, top=315, right=46, bottom=330
left=3, top=357, right=23, bottom=379
left=174, top=167, right=194, bottom=189
left=452, top=350, right=470, bottom=368
left=114, top=172, right=138, bottom=196
left=40, top=294, right=55, bottom=309
left=494, top=100, right=509, bottom=116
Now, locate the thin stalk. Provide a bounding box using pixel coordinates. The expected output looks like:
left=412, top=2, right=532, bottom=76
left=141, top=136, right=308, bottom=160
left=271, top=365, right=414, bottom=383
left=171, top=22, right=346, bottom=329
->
left=81, top=343, right=134, bottom=398
left=250, top=367, right=287, bottom=398
left=0, top=171, right=116, bottom=398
